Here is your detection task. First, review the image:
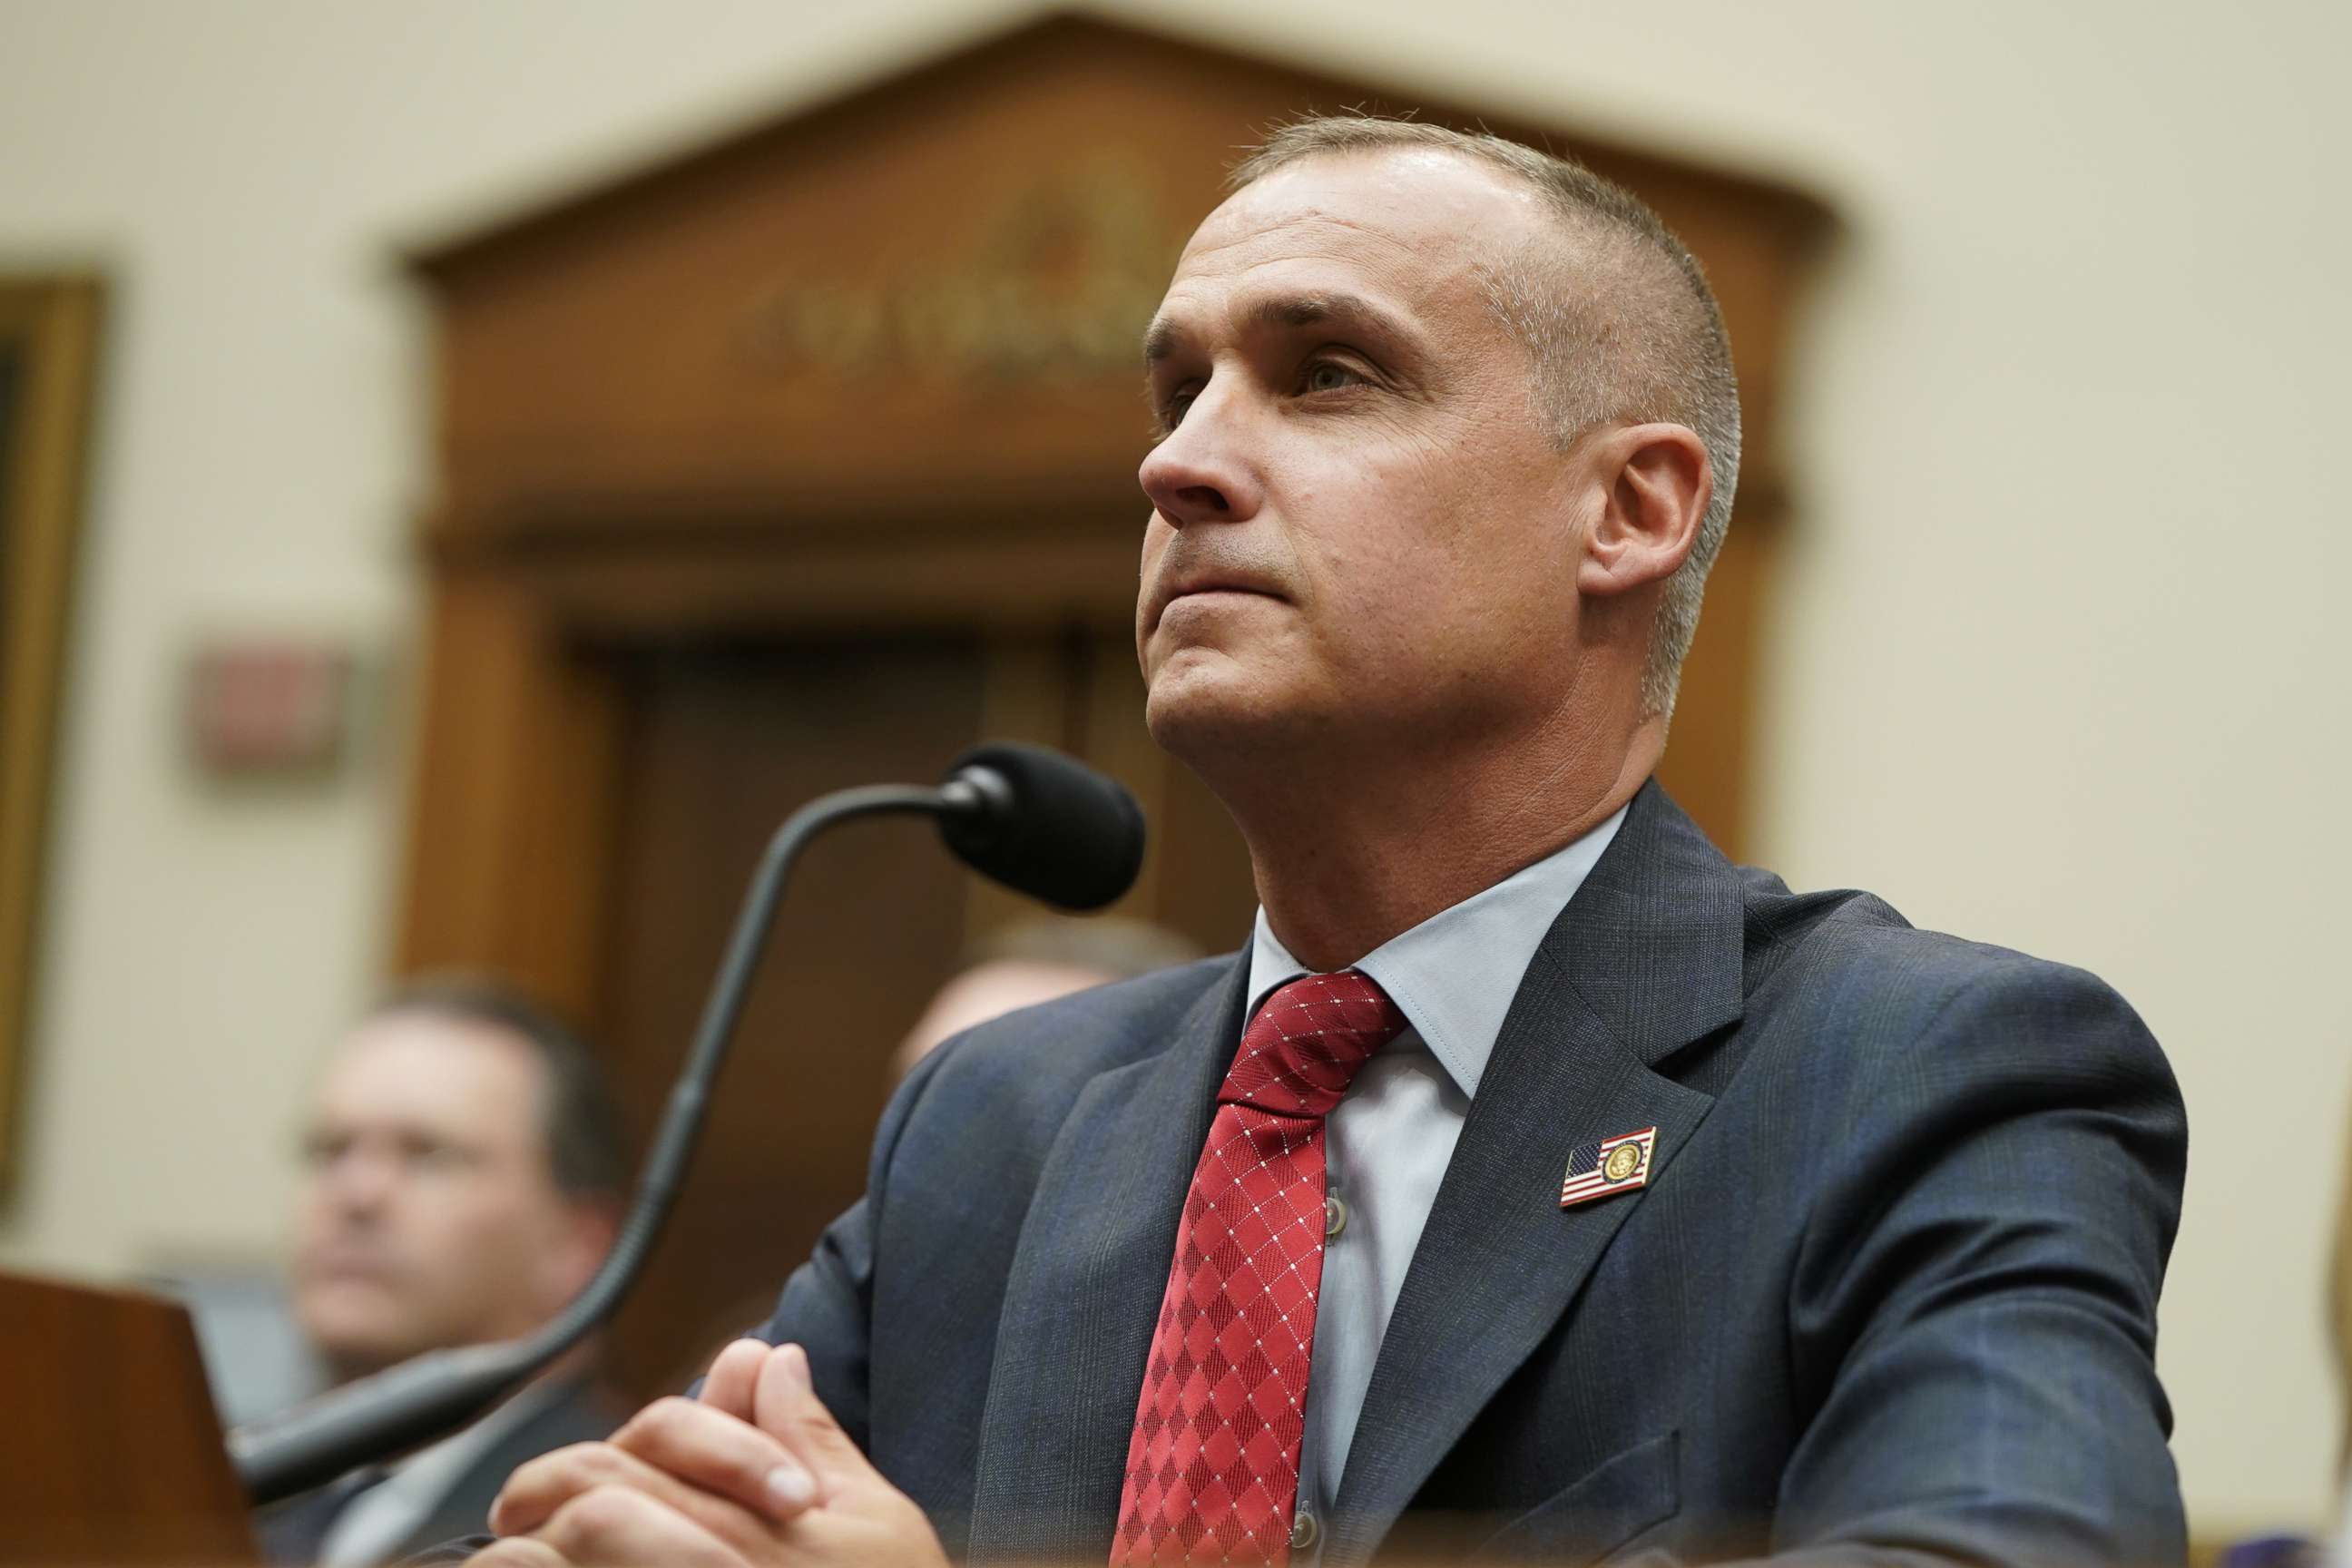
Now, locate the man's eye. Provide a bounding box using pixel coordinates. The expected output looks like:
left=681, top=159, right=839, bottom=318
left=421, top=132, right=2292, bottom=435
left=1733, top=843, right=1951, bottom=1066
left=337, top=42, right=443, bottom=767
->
left=403, top=1139, right=469, bottom=1172
left=1161, top=387, right=1198, bottom=428
left=1302, top=359, right=1367, bottom=395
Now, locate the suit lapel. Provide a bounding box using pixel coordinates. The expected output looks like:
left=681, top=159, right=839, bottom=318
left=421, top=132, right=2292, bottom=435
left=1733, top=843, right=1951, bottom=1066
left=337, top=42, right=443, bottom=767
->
left=1327, top=783, right=1746, bottom=1566
left=965, top=957, right=1250, bottom=1563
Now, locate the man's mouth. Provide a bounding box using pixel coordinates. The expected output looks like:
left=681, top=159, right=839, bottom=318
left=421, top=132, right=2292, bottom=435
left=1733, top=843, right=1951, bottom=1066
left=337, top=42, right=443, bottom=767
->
left=305, top=1250, right=401, bottom=1286
left=1151, top=573, right=1286, bottom=632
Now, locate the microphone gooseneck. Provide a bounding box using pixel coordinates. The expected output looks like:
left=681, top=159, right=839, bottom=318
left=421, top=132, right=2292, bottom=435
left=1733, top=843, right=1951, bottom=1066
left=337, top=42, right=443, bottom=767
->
left=231, top=749, right=1142, bottom=1504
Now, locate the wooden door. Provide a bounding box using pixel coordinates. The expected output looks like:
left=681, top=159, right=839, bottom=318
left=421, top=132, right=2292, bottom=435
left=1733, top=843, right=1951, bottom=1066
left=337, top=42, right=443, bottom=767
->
left=592, top=634, right=985, bottom=1395
left=584, top=627, right=1260, bottom=1397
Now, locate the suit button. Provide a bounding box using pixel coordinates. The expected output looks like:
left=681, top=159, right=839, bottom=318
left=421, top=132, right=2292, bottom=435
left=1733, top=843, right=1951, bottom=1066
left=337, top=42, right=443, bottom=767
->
left=1290, top=1511, right=1319, bottom=1552
left=1324, top=1194, right=1347, bottom=1238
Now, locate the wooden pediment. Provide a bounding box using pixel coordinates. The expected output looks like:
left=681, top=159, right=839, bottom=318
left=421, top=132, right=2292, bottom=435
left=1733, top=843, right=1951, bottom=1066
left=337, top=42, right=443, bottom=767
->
left=408, top=13, right=1825, bottom=628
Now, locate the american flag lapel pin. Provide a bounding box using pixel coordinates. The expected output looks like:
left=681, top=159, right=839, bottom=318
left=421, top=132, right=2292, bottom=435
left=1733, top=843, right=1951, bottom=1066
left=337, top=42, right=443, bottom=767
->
left=1559, top=1125, right=1659, bottom=1210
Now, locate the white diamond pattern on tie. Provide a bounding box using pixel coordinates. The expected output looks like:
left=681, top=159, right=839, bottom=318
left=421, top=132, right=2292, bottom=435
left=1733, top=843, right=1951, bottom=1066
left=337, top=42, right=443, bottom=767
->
left=1112, top=971, right=1406, bottom=1565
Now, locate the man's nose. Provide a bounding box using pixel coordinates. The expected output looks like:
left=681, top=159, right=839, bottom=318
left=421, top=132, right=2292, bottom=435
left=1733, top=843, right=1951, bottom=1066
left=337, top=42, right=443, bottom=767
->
left=1137, top=390, right=1264, bottom=528
left=324, top=1148, right=397, bottom=1213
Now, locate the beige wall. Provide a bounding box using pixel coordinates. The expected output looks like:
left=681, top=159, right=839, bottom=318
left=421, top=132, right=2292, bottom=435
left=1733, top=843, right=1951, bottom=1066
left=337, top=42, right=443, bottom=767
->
left=1, top=0, right=2344, bottom=1534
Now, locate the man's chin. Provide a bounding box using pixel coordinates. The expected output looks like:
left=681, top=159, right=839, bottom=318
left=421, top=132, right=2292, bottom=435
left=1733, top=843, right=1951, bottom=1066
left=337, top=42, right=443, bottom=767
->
left=298, top=1296, right=432, bottom=1379
left=1144, top=664, right=1308, bottom=769
left=314, top=1330, right=434, bottom=1385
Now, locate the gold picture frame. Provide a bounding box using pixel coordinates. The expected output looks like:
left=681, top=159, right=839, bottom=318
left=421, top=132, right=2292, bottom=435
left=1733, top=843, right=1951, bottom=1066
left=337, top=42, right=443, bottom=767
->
left=0, top=275, right=102, bottom=1194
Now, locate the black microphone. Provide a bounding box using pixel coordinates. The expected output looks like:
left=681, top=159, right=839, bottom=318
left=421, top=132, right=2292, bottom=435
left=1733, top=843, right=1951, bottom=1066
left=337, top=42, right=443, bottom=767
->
left=937, top=741, right=1146, bottom=910
left=230, top=744, right=1145, bottom=1504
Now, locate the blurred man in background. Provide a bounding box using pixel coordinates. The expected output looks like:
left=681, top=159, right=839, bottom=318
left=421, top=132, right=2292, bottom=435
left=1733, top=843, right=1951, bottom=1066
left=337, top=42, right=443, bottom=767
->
left=890, top=917, right=1201, bottom=1080
left=2334, top=1115, right=2351, bottom=1564
left=258, top=981, right=626, bottom=1567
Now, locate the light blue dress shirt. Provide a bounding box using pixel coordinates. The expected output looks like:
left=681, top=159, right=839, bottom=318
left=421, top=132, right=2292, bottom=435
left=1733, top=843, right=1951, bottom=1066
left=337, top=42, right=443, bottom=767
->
left=1240, top=803, right=1628, bottom=1544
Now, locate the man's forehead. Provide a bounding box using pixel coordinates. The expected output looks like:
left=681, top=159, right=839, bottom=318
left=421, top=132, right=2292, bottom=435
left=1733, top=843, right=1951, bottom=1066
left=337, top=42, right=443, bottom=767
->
left=1178, top=147, right=1545, bottom=271
left=1152, top=149, right=1545, bottom=342
left=316, top=1017, right=538, bottom=1122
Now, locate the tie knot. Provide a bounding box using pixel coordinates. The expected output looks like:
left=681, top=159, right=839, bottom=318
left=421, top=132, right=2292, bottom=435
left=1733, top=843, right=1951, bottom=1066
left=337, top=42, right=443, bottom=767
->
left=1220, top=969, right=1406, bottom=1118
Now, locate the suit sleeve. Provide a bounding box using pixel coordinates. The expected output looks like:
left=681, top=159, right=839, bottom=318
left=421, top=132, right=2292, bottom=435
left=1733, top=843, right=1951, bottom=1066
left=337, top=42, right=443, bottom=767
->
left=736, top=1034, right=959, bottom=1450
left=1765, top=963, right=2190, bottom=1566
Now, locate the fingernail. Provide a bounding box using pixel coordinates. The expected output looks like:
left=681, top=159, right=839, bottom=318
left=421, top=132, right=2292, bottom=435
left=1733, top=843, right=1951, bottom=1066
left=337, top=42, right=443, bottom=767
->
left=780, top=1343, right=812, bottom=1388
left=767, top=1465, right=817, bottom=1511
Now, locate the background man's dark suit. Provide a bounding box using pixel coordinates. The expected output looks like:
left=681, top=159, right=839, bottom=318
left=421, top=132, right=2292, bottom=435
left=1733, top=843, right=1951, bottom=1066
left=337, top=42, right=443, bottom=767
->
left=753, top=782, right=2189, bottom=1565
left=259, top=1380, right=618, bottom=1567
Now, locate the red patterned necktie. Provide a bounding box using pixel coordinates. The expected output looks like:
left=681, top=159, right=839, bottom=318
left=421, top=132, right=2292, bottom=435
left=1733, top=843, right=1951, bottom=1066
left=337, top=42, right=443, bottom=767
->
left=1112, top=970, right=1407, bottom=1564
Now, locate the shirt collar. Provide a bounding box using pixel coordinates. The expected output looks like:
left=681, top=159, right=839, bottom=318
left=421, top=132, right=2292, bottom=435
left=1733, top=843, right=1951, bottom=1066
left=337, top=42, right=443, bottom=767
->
left=1243, top=803, right=1628, bottom=1100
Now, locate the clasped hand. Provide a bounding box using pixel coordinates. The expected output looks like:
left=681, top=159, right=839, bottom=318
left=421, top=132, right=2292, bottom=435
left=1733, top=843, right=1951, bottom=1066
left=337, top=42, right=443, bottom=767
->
left=476, top=1339, right=947, bottom=1568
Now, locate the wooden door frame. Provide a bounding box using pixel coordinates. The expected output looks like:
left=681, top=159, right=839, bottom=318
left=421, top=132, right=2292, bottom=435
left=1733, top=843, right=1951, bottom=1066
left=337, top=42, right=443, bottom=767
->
left=396, top=488, right=1148, bottom=1016
left=0, top=275, right=103, bottom=1193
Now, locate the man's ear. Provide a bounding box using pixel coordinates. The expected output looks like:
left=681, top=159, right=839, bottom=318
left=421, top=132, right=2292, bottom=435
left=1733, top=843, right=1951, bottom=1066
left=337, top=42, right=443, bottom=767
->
left=1575, top=423, right=1712, bottom=599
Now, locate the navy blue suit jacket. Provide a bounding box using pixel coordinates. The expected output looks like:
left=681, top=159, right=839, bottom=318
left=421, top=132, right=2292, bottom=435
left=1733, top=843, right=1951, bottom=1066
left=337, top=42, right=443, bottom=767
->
left=752, top=781, right=2188, bottom=1564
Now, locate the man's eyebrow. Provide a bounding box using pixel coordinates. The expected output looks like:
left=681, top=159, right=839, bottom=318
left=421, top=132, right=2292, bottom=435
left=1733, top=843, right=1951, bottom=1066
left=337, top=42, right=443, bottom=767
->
left=1142, top=290, right=1422, bottom=368
left=1243, top=290, right=1417, bottom=342
left=1142, top=316, right=1184, bottom=367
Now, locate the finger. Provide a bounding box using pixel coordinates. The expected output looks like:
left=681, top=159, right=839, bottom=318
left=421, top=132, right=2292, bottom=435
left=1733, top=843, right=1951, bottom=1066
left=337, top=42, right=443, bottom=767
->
left=464, top=1538, right=572, bottom=1568
left=492, top=1437, right=777, bottom=1550
left=613, top=1394, right=822, bottom=1520
left=495, top=1444, right=608, bottom=1537
left=538, top=1484, right=738, bottom=1568
left=698, top=1338, right=769, bottom=1421
left=466, top=1541, right=565, bottom=1568
left=752, top=1342, right=869, bottom=1494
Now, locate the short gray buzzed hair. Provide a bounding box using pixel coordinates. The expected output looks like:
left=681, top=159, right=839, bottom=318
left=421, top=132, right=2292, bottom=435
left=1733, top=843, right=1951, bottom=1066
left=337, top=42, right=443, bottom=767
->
left=1230, top=117, right=1741, bottom=721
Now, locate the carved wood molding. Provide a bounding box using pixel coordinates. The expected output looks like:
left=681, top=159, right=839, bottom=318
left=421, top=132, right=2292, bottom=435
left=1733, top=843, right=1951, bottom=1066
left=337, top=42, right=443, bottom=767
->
left=0, top=275, right=102, bottom=1195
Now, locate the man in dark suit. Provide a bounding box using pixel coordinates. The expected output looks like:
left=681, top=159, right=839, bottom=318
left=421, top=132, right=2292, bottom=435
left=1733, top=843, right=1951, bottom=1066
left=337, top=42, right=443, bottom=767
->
left=473, top=118, right=2188, bottom=1566
left=261, top=1377, right=620, bottom=1568
left=259, top=981, right=626, bottom=1565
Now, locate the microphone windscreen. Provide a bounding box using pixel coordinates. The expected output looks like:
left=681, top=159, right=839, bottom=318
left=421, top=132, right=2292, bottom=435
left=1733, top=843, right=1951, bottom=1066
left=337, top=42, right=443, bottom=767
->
left=938, top=742, right=1146, bottom=911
